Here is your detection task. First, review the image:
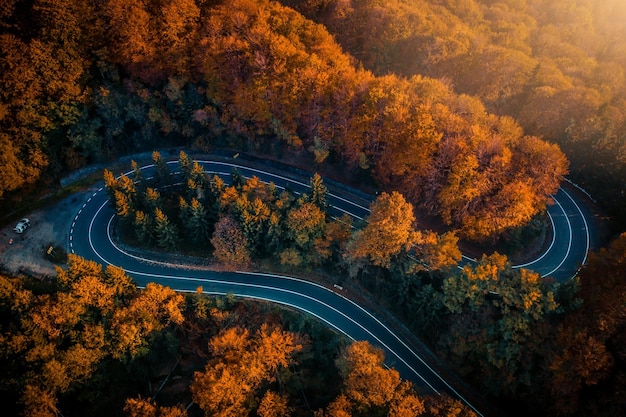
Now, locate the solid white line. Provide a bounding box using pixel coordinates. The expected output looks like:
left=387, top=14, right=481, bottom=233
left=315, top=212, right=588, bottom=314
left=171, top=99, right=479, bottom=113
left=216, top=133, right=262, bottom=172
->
left=95, top=206, right=481, bottom=414
left=453, top=194, right=560, bottom=271
left=236, top=275, right=482, bottom=415
left=89, top=197, right=485, bottom=410
left=122, top=161, right=366, bottom=221
left=560, top=187, right=590, bottom=267
left=74, top=156, right=598, bottom=417
left=129, top=269, right=443, bottom=395
left=162, top=159, right=371, bottom=213
left=92, top=208, right=443, bottom=393
left=195, top=160, right=372, bottom=214
left=541, top=194, right=573, bottom=277
left=513, top=194, right=559, bottom=270
left=88, top=200, right=110, bottom=265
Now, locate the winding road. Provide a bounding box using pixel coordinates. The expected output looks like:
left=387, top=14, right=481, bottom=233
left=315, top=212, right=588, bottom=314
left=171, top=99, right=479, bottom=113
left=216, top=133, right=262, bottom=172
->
left=67, top=157, right=592, bottom=416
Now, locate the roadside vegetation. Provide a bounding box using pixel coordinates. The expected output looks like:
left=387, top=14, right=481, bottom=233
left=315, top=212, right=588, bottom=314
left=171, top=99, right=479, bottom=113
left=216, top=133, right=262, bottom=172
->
left=283, top=0, right=626, bottom=234
left=102, top=153, right=620, bottom=417
left=1, top=0, right=568, bottom=242
left=0, top=0, right=625, bottom=416
left=0, top=255, right=474, bottom=417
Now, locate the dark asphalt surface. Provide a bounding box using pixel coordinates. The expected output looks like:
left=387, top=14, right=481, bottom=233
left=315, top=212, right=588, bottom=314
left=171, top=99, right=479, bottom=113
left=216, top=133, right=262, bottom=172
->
left=68, top=157, right=592, bottom=417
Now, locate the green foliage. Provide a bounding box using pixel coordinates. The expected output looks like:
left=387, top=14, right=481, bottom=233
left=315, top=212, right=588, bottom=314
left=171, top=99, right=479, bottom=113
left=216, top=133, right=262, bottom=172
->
left=544, top=233, right=626, bottom=416
left=1, top=0, right=583, bottom=241
left=178, top=150, right=192, bottom=180
left=154, top=208, right=178, bottom=251
left=151, top=151, right=171, bottom=187
left=134, top=210, right=153, bottom=246
left=130, top=160, right=144, bottom=186
left=285, top=202, right=326, bottom=251
left=439, top=253, right=559, bottom=395
left=143, top=187, right=161, bottom=214
left=187, top=198, right=212, bottom=244
left=2, top=0, right=624, bottom=412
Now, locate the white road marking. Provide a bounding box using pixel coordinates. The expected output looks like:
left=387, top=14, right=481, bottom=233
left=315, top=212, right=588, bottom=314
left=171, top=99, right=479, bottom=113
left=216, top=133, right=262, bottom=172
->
left=95, top=205, right=481, bottom=413
left=130, top=269, right=443, bottom=395
left=541, top=195, right=573, bottom=277
left=560, top=187, right=590, bottom=267
left=74, top=156, right=594, bottom=417
left=513, top=192, right=561, bottom=272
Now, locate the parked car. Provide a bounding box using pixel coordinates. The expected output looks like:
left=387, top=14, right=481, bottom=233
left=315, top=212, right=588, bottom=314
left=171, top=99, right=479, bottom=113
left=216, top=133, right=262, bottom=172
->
left=13, top=218, right=30, bottom=233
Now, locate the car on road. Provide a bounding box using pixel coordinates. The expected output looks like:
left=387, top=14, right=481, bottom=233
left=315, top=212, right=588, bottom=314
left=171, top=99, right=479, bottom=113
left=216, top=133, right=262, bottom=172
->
left=13, top=218, right=30, bottom=233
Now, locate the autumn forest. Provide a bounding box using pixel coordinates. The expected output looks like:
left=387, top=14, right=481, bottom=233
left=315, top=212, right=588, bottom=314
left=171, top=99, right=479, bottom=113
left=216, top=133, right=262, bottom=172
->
left=0, top=1, right=625, bottom=417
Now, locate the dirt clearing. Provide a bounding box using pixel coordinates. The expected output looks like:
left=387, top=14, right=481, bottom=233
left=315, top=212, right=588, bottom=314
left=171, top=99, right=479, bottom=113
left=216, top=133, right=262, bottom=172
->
left=0, top=189, right=95, bottom=277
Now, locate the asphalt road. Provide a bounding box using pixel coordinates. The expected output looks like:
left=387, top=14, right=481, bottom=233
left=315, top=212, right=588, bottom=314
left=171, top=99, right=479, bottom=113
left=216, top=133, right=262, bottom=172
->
left=68, top=157, right=592, bottom=416
left=460, top=186, right=591, bottom=282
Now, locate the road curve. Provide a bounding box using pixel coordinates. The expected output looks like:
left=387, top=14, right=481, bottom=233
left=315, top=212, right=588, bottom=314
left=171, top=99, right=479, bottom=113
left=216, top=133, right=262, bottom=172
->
left=459, top=185, right=590, bottom=282
left=67, top=157, right=591, bottom=416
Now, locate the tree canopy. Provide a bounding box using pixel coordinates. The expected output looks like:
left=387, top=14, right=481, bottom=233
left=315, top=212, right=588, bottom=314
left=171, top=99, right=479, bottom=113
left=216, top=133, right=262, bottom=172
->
left=0, top=0, right=572, bottom=240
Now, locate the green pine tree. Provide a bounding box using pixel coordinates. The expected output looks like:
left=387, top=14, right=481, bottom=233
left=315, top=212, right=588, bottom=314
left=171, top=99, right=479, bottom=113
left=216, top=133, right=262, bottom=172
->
left=152, top=151, right=171, bottom=186
left=154, top=208, right=178, bottom=251
left=134, top=210, right=153, bottom=246
left=189, top=198, right=211, bottom=244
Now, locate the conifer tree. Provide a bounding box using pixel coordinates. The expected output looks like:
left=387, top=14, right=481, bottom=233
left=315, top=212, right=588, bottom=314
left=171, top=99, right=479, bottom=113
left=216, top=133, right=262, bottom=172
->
left=134, top=210, right=153, bottom=246
left=152, top=151, right=171, bottom=186
left=230, top=167, right=245, bottom=189
left=180, top=197, right=211, bottom=244
left=178, top=150, right=192, bottom=180
left=309, top=172, right=329, bottom=212
left=154, top=208, right=178, bottom=251
left=131, top=160, right=145, bottom=186
left=114, top=190, right=133, bottom=219
left=265, top=212, right=283, bottom=254
left=143, top=187, right=161, bottom=214
left=206, top=174, right=225, bottom=222
left=190, top=198, right=211, bottom=243
left=103, top=169, right=118, bottom=197
left=190, top=160, right=206, bottom=188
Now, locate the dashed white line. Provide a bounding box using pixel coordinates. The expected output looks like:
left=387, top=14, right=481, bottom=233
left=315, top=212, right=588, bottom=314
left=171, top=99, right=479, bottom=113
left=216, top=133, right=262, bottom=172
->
left=73, top=156, right=593, bottom=417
